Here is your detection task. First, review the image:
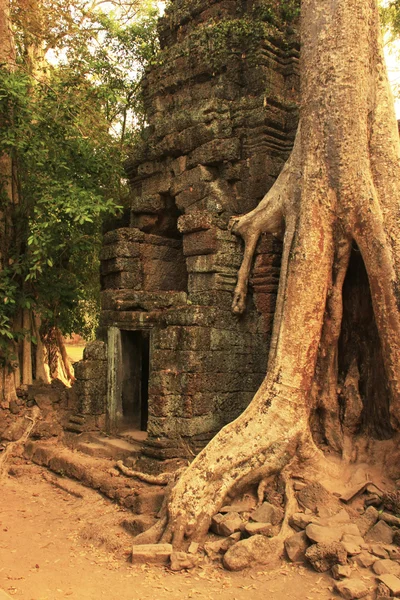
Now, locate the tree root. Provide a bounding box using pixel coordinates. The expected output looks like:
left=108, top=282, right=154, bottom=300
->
left=115, top=460, right=186, bottom=485
left=0, top=406, right=40, bottom=479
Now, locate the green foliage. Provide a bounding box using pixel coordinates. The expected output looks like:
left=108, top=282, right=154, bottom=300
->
left=380, top=0, right=400, bottom=39
left=0, top=1, right=160, bottom=359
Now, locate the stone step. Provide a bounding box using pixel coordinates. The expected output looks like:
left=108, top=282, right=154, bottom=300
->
left=24, top=440, right=165, bottom=514
left=77, top=435, right=142, bottom=461
left=69, top=414, right=85, bottom=425
left=65, top=423, right=84, bottom=434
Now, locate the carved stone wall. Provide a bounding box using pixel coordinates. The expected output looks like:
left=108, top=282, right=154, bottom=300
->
left=77, top=0, right=299, bottom=458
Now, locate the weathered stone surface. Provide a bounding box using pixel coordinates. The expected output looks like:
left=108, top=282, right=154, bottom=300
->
left=211, top=512, right=242, bottom=537
left=373, top=559, right=400, bottom=576
left=334, top=578, right=371, bottom=599
left=342, top=534, right=365, bottom=547
left=365, top=520, right=395, bottom=545
left=306, top=524, right=343, bottom=544
left=284, top=531, right=309, bottom=562
left=170, top=551, right=198, bottom=571
left=204, top=533, right=241, bottom=560
left=377, top=574, right=400, bottom=596
left=376, top=582, right=392, bottom=597
left=332, top=564, right=352, bottom=579
left=131, top=543, right=172, bottom=565
left=289, top=512, right=316, bottom=530
left=83, top=341, right=107, bottom=361
left=380, top=512, right=400, bottom=528
left=244, top=522, right=273, bottom=537
left=370, top=545, right=389, bottom=559
left=356, top=506, right=379, bottom=536
left=251, top=502, right=284, bottom=526
left=342, top=542, right=362, bottom=556
left=305, top=542, right=347, bottom=572
left=355, top=551, right=376, bottom=568
left=297, top=482, right=341, bottom=515
left=223, top=535, right=279, bottom=571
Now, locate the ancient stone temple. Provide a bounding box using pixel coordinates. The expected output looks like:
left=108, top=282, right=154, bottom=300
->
left=74, top=0, right=299, bottom=458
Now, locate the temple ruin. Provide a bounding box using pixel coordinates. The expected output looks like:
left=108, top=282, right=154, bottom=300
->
left=73, top=0, right=299, bottom=459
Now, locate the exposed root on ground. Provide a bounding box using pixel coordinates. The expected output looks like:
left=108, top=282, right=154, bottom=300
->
left=0, top=405, right=40, bottom=478
left=115, top=460, right=185, bottom=485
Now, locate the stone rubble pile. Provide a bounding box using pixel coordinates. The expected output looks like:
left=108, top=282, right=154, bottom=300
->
left=132, top=481, right=400, bottom=599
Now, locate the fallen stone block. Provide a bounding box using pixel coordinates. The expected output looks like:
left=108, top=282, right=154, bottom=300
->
left=289, top=512, right=317, bottom=530
left=305, top=542, right=347, bottom=572
left=170, top=551, right=198, bottom=571
left=223, top=535, right=279, bottom=571
left=244, top=522, right=273, bottom=537
left=332, top=564, right=352, bottom=579
left=356, top=506, right=379, bottom=536
left=131, top=543, right=172, bottom=565
left=372, top=559, right=400, bottom=577
left=370, top=545, right=389, bottom=559
left=377, top=574, right=400, bottom=596
left=251, top=502, right=284, bottom=526
left=211, top=512, right=242, bottom=537
left=365, top=520, right=394, bottom=545
left=342, top=542, right=362, bottom=556
left=284, top=531, right=309, bottom=563
left=204, top=533, right=240, bottom=560
left=306, top=523, right=341, bottom=544
left=354, top=551, right=376, bottom=568
left=334, top=578, right=371, bottom=599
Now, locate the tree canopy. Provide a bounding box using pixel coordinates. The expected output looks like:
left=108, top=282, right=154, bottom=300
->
left=0, top=0, right=160, bottom=371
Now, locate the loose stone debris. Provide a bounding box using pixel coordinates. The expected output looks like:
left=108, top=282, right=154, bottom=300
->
left=122, top=476, right=400, bottom=600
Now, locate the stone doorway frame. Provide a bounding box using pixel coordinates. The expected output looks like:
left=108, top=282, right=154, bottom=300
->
left=106, top=326, right=152, bottom=434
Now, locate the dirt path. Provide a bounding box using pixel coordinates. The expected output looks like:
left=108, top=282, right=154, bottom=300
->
left=0, top=463, right=336, bottom=600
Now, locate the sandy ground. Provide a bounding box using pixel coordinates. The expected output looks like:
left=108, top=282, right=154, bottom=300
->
left=0, top=463, right=338, bottom=600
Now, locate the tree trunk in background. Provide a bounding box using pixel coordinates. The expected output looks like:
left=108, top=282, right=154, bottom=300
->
left=0, top=0, right=18, bottom=403
left=159, top=0, right=400, bottom=549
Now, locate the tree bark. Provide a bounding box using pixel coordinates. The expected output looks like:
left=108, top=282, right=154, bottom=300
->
left=160, top=0, right=400, bottom=549
left=0, top=0, right=19, bottom=404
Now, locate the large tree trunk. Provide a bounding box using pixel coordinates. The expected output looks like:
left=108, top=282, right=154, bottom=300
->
left=0, top=0, right=19, bottom=404
left=160, top=0, right=400, bottom=549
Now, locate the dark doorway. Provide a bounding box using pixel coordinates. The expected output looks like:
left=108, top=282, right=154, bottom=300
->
left=120, top=330, right=149, bottom=432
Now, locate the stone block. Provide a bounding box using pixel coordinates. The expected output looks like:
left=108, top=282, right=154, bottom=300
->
left=284, top=531, right=309, bottom=562
left=223, top=535, right=279, bottom=571
left=177, top=212, right=213, bottom=233
left=131, top=543, right=172, bottom=565
left=100, top=242, right=140, bottom=261
left=332, top=564, right=352, bottom=579
left=172, top=166, right=215, bottom=196
left=251, top=502, right=284, bottom=526
left=103, top=227, right=145, bottom=246
left=373, top=559, right=400, bottom=576
left=183, top=229, right=217, bottom=256
left=102, top=271, right=142, bottom=290
left=187, top=137, right=241, bottom=168
left=74, top=360, right=106, bottom=381
left=142, top=258, right=187, bottom=291
left=305, top=542, right=347, bottom=572
left=245, top=522, right=273, bottom=537
left=83, top=341, right=107, bottom=361
left=377, top=574, right=400, bottom=597
left=131, top=193, right=165, bottom=214
left=355, top=551, right=376, bottom=568
left=365, top=520, right=394, bottom=545
left=211, top=513, right=242, bottom=537
left=186, top=254, right=217, bottom=274
left=152, top=326, right=211, bottom=352
left=175, top=182, right=210, bottom=210
left=334, top=579, right=370, bottom=599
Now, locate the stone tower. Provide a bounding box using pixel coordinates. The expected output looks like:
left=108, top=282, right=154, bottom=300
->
left=76, top=0, right=299, bottom=459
